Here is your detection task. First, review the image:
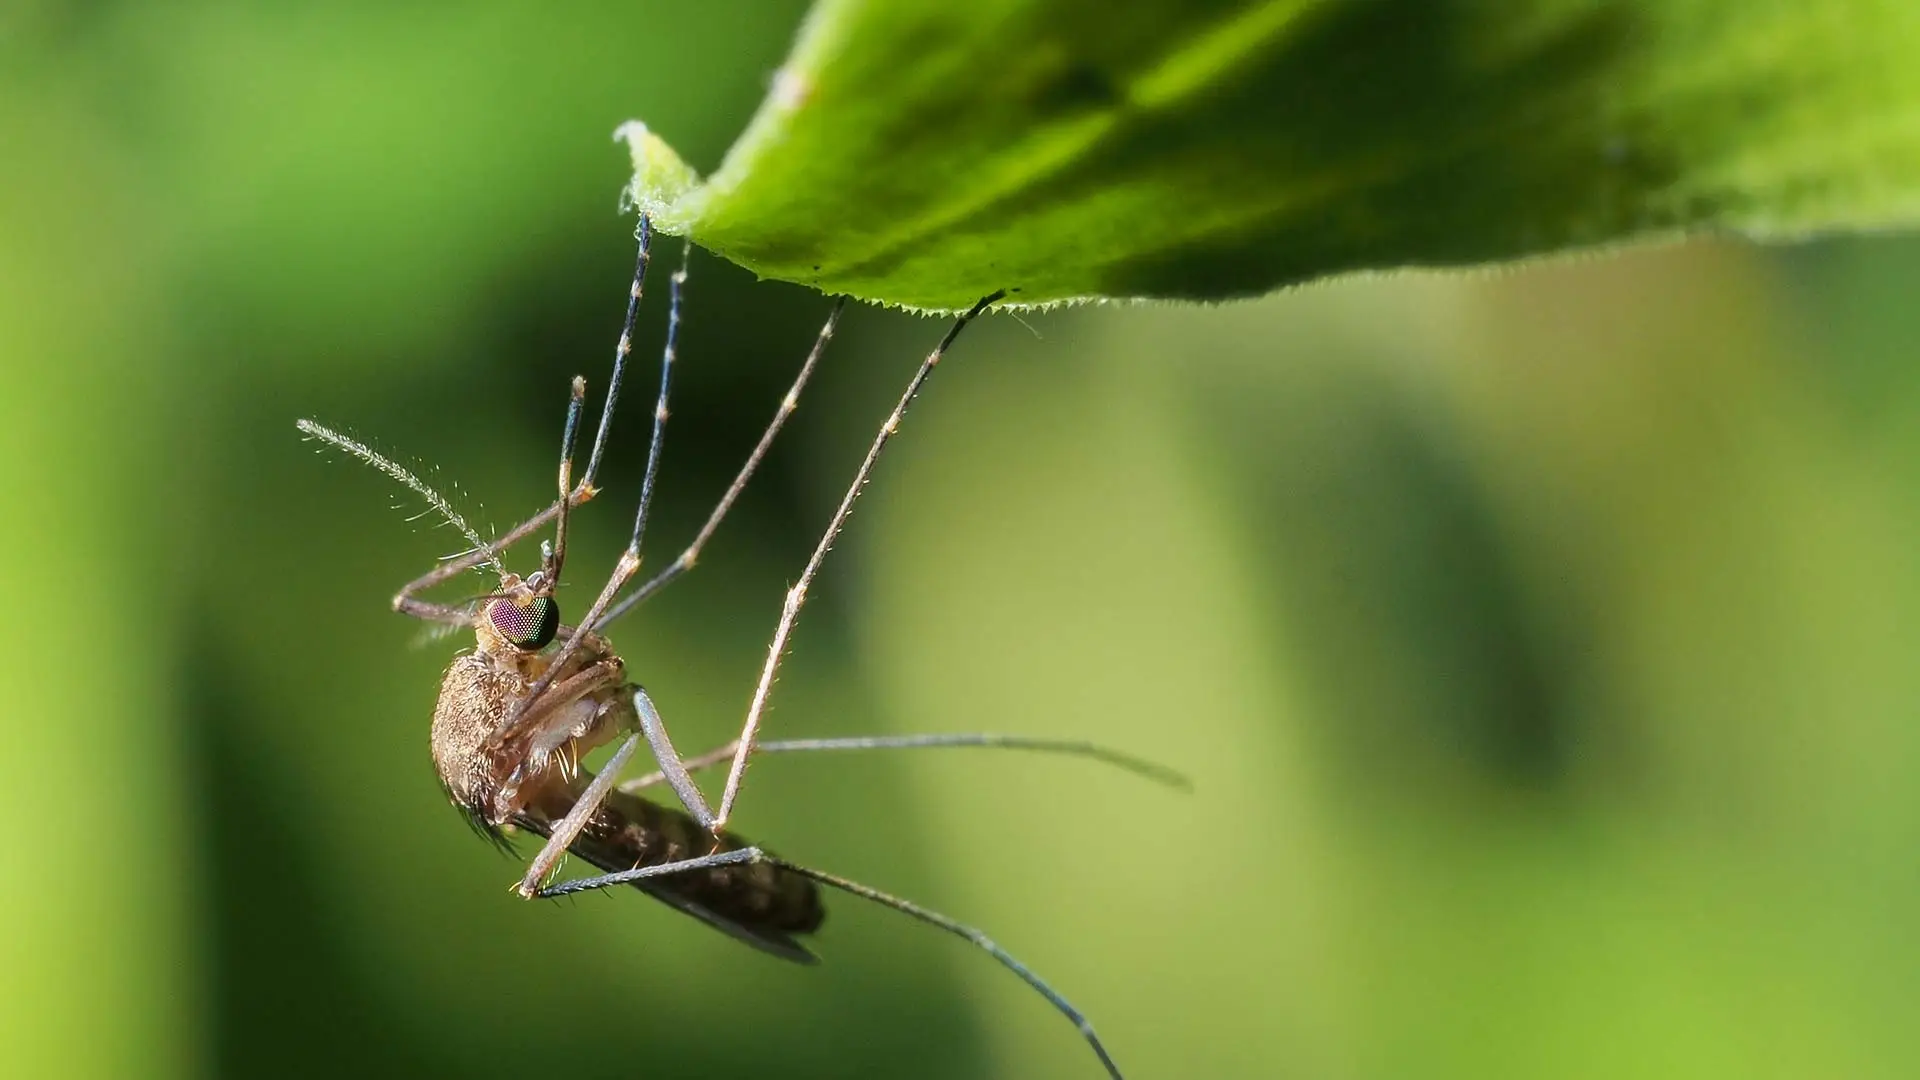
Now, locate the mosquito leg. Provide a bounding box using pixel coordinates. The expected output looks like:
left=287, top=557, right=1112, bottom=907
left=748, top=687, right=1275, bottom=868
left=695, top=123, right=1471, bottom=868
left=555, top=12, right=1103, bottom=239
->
left=594, top=297, right=848, bottom=630
left=393, top=597, right=476, bottom=625
left=503, top=292, right=849, bottom=833
left=539, top=844, right=1123, bottom=1080
left=710, top=292, right=1004, bottom=834
left=379, top=216, right=656, bottom=618
left=629, top=685, right=719, bottom=831
left=627, top=240, right=694, bottom=578
left=618, top=738, right=749, bottom=794
left=774, top=858, right=1124, bottom=1080
left=544, top=375, right=588, bottom=584
left=498, top=657, right=625, bottom=748
left=494, top=249, right=691, bottom=744
left=515, top=731, right=641, bottom=896
left=618, top=733, right=1191, bottom=796
left=579, top=214, right=656, bottom=491
left=533, top=842, right=761, bottom=898
left=391, top=496, right=577, bottom=624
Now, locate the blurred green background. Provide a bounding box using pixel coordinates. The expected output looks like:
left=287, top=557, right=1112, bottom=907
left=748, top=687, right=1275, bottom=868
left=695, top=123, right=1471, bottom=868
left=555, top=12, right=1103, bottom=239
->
left=7, top=4, right=1920, bottom=1079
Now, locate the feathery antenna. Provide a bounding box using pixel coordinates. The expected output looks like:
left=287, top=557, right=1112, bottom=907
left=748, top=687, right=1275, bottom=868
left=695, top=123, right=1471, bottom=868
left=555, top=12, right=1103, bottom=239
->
left=296, top=418, right=506, bottom=580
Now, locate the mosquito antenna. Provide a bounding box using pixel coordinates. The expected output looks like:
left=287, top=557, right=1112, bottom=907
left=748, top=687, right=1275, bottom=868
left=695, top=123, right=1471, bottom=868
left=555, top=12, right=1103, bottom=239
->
left=547, top=376, right=588, bottom=587
left=630, top=238, right=692, bottom=563
left=297, top=419, right=506, bottom=579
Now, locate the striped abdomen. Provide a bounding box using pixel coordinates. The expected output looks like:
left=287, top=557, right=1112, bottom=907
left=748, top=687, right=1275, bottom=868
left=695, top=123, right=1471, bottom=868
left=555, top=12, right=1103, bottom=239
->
left=517, top=782, right=826, bottom=963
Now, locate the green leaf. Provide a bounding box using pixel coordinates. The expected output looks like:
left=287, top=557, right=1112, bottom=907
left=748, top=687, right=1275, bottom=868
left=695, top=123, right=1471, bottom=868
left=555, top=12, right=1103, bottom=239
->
left=624, top=0, right=1920, bottom=312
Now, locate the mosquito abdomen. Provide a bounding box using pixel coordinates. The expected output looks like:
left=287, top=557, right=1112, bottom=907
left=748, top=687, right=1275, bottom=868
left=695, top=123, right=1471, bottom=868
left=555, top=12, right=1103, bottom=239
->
left=520, top=781, right=825, bottom=956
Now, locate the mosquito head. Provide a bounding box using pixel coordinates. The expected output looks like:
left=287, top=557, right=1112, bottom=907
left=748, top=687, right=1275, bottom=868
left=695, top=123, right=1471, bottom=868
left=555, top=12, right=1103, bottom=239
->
left=480, top=572, right=561, bottom=652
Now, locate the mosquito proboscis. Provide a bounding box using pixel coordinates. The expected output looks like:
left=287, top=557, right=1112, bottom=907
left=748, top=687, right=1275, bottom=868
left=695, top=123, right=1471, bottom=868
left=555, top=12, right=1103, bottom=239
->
left=297, top=215, right=1186, bottom=1079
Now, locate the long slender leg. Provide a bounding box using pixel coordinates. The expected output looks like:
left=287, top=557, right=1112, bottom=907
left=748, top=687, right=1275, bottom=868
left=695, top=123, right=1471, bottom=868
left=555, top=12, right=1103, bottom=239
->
left=538, top=843, right=759, bottom=895
left=386, top=215, right=657, bottom=617
left=538, top=844, right=1123, bottom=1080
left=495, top=658, right=625, bottom=748
left=493, top=250, right=694, bottom=746
left=619, top=733, right=1192, bottom=797
left=544, top=375, right=588, bottom=584
left=394, top=497, right=575, bottom=624
left=596, top=296, right=849, bottom=630
left=581, top=215, right=657, bottom=488
left=628, top=240, right=693, bottom=576
left=712, top=292, right=1004, bottom=833
left=629, top=686, right=720, bottom=831
left=514, top=731, right=641, bottom=896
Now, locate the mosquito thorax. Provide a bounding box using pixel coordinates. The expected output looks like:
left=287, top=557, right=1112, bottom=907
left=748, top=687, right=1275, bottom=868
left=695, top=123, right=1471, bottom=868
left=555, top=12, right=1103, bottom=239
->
left=440, top=585, right=590, bottom=822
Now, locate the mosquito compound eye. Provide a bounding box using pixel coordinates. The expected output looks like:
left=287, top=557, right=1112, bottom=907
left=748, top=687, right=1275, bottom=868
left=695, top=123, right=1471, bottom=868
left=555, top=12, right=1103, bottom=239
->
left=486, top=596, right=559, bottom=650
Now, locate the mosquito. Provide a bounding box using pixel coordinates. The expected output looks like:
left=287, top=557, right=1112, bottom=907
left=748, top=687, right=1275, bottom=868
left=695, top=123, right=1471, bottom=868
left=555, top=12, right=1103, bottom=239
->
left=297, top=215, right=1186, bottom=1079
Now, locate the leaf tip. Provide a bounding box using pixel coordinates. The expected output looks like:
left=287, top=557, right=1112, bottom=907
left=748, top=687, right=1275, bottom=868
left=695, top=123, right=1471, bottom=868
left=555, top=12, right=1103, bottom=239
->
left=613, top=120, right=702, bottom=231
